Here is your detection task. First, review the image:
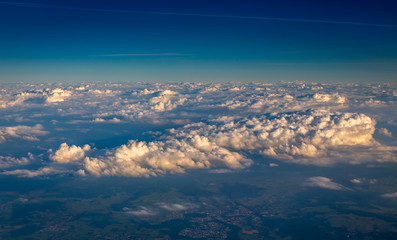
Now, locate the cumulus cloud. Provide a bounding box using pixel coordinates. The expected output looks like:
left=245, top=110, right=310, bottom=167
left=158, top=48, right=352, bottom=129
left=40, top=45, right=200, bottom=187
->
left=95, top=88, right=191, bottom=121
left=378, top=128, right=392, bottom=137
left=169, top=110, right=391, bottom=166
left=0, top=155, right=31, bottom=169
left=46, top=88, right=72, bottom=103
left=82, top=137, right=251, bottom=177
left=92, top=117, right=121, bottom=123
left=1, top=82, right=396, bottom=178
left=350, top=178, right=362, bottom=184
left=313, top=93, right=346, bottom=104
left=0, top=124, right=48, bottom=143
left=0, top=91, right=43, bottom=108
left=50, top=143, right=91, bottom=164
left=304, top=177, right=348, bottom=190
left=50, top=109, right=396, bottom=177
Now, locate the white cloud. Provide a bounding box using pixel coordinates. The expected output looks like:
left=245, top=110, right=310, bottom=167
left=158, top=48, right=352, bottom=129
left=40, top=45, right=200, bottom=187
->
left=50, top=143, right=91, bottom=164
left=1, top=167, right=63, bottom=178
left=123, top=207, right=156, bottom=216
left=92, top=117, right=121, bottom=123
left=304, top=177, right=348, bottom=190
left=172, top=110, right=391, bottom=166
left=378, top=128, right=392, bottom=137
left=52, top=109, right=396, bottom=177
left=158, top=202, right=195, bottom=211
left=1, top=82, right=396, bottom=178
left=0, top=154, right=31, bottom=169
left=83, top=138, right=251, bottom=177
left=0, top=91, right=43, bottom=108
left=313, top=93, right=346, bottom=104
left=46, top=88, right=72, bottom=103
left=0, top=124, right=48, bottom=143
left=350, top=178, right=362, bottom=184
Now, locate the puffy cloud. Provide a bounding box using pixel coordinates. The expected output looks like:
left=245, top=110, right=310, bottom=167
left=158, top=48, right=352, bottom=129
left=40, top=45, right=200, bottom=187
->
left=149, top=90, right=186, bottom=112
left=46, top=88, right=72, bottom=103
left=0, top=91, right=43, bottom=108
left=304, top=177, right=348, bottom=190
left=171, top=110, right=389, bottom=166
left=93, top=88, right=192, bottom=121
left=92, top=117, right=121, bottom=123
left=378, top=128, right=392, bottom=137
left=1, top=82, right=396, bottom=178
left=83, top=137, right=251, bottom=177
left=0, top=154, right=31, bottom=169
left=53, top=109, right=395, bottom=177
left=0, top=124, right=48, bottom=143
left=1, top=167, right=63, bottom=178
left=313, top=93, right=346, bottom=104
left=350, top=179, right=362, bottom=184
left=50, top=143, right=91, bottom=164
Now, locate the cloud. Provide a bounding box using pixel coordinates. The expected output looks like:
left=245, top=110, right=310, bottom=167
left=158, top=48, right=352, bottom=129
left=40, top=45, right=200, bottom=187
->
left=1, top=167, right=63, bottom=178
left=123, top=207, right=156, bottom=216
left=209, top=169, right=234, bottom=174
left=313, top=93, right=346, bottom=104
left=382, top=192, right=397, bottom=198
left=95, top=88, right=192, bottom=121
left=350, top=178, right=362, bottom=184
left=82, top=137, right=251, bottom=177
left=158, top=202, right=194, bottom=211
left=172, top=110, right=390, bottom=166
left=53, top=109, right=396, bottom=177
left=0, top=91, right=44, bottom=108
left=0, top=124, right=48, bottom=143
left=50, top=143, right=91, bottom=164
left=378, top=128, right=392, bottom=137
left=304, top=177, right=348, bottom=190
left=0, top=154, right=31, bottom=169
left=92, top=117, right=121, bottom=123
left=46, top=88, right=72, bottom=103
left=1, top=82, right=396, bottom=178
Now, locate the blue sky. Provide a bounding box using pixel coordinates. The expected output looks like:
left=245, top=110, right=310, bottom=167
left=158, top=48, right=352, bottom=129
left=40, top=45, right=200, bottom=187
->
left=0, top=0, right=396, bottom=83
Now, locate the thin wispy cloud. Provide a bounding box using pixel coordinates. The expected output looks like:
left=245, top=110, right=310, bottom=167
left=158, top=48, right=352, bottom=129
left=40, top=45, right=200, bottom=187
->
left=1, top=1, right=396, bottom=28
left=304, top=177, right=350, bottom=190
left=94, top=53, right=190, bottom=57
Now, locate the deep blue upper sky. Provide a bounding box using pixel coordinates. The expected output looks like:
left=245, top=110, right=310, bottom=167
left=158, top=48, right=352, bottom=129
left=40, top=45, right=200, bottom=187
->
left=0, top=0, right=396, bottom=83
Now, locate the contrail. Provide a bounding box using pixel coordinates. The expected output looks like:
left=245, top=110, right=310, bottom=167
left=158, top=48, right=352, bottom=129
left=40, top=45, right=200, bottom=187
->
left=1, top=1, right=396, bottom=28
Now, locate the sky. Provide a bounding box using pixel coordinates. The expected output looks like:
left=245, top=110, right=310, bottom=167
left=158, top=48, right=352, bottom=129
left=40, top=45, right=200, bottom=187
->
left=0, top=0, right=396, bottom=83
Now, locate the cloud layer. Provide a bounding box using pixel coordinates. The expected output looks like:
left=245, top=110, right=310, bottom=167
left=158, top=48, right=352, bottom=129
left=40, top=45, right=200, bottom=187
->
left=49, top=109, right=396, bottom=177
left=0, top=81, right=395, bottom=177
